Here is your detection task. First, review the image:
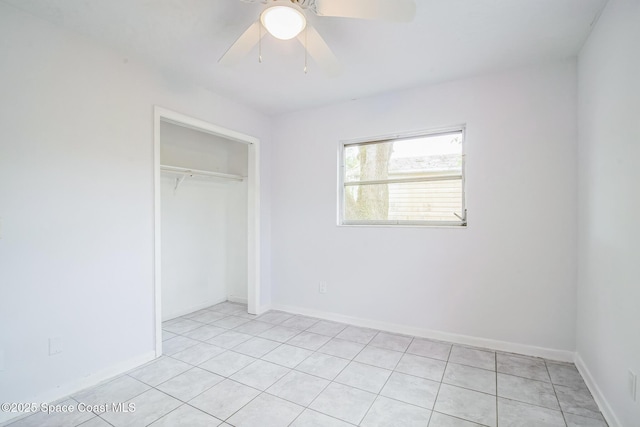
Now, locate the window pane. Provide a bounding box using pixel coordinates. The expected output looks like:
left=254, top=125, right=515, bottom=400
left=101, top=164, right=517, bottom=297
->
left=345, top=141, right=394, bottom=182
left=344, top=178, right=463, bottom=222
left=344, top=132, right=462, bottom=184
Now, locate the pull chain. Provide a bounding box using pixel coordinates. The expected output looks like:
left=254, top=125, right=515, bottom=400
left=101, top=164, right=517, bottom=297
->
left=304, top=25, right=308, bottom=73
left=258, top=22, right=263, bottom=63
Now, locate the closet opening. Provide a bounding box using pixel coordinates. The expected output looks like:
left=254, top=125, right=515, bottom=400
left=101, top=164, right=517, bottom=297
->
left=153, top=107, right=261, bottom=357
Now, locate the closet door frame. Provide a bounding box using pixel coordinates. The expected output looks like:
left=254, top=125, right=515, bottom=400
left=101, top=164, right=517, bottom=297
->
left=153, top=106, right=261, bottom=357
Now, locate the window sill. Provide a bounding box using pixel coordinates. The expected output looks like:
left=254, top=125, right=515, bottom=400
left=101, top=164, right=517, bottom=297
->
left=337, top=222, right=467, bottom=229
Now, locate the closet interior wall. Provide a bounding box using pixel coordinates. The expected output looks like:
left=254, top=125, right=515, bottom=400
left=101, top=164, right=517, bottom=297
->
left=160, top=121, right=248, bottom=320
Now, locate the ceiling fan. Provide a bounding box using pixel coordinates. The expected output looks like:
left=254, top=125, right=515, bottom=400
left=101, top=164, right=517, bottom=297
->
left=219, top=0, right=416, bottom=76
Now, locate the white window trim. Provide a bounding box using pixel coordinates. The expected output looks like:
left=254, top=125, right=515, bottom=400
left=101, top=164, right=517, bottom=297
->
left=337, top=125, right=467, bottom=227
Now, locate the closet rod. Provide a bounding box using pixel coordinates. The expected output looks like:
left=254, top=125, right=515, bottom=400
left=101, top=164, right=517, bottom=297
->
left=160, top=164, right=244, bottom=182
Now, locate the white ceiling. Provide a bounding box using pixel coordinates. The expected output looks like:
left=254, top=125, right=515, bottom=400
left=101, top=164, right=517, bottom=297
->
left=2, top=0, right=607, bottom=115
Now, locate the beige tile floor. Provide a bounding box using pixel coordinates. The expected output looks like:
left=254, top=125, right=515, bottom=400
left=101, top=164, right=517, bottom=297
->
left=7, top=301, right=607, bottom=426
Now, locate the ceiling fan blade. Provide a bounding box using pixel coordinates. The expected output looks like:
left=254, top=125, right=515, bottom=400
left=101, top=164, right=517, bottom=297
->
left=297, top=26, right=342, bottom=77
left=219, top=21, right=265, bottom=66
left=314, top=0, right=416, bottom=22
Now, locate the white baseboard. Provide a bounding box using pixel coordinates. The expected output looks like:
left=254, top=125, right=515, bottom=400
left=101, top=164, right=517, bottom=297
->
left=257, top=303, right=272, bottom=316
left=574, top=353, right=621, bottom=427
left=269, top=303, right=575, bottom=362
left=163, top=297, right=227, bottom=321
left=0, top=351, right=156, bottom=426
left=228, top=295, right=248, bottom=304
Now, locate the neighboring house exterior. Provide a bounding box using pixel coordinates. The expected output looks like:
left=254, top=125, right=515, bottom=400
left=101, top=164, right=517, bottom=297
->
left=387, top=154, right=463, bottom=222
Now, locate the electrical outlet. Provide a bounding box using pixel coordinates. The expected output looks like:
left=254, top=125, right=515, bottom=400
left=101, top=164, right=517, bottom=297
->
left=319, top=281, right=327, bottom=294
left=629, top=370, right=637, bottom=401
left=49, top=337, right=63, bottom=356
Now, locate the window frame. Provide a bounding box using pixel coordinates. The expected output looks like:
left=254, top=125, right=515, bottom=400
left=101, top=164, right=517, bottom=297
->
left=337, top=125, right=467, bottom=227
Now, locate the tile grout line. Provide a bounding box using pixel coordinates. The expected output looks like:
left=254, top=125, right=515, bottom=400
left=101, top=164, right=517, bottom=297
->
left=495, top=349, right=499, bottom=427
left=67, top=396, right=111, bottom=427
left=142, top=399, right=202, bottom=427
left=221, top=319, right=351, bottom=426
left=160, top=307, right=586, bottom=426
left=15, top=303, right=595, bottom=427
left=161, top=306, right=561, bottom=427
left=151, top=364, right=223, bottom=402
left=169, top=307, right=268, bottom=425
left=71, top=375, right=156, bottom=426
left=286, top=326, right=404, bottom=425
left=288, top=325, right=370, bottom=425
left=428, top=342, right=451, bottom=426
left=545, top=360, right=569, bottom=427
left=169, top=311, right=497, bottom=426
left=550, top=383, right=607, bottom=423
left=83, top=303, right=248, bottom=426
left=176, top=313, right=324, bottom=426
left=356, top=333, right=417, bottom=425
left=135, top=310, right=257, bottom=425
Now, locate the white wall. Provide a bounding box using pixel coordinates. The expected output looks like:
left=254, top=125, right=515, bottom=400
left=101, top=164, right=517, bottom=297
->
left=161, top=176, right=230, bottom=319
left=227, top=181, right=249, bottom=303
left=0, top=3, right=270, bottom=420
left=271, top=60, right=578, bottom=354
left=160, top=122, right=248, bottom=320
left=576, top=0, right=640, bottom=425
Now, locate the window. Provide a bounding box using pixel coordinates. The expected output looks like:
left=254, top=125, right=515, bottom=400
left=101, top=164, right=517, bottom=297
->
left=339, top=127, right=466, bottom=226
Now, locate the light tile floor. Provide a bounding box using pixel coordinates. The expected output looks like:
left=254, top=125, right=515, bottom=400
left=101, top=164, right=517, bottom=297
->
left=7, top=302, right=608, bottom=427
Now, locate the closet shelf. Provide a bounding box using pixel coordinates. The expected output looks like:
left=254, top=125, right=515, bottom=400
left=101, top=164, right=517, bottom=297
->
left=160, top=164, right=244, bottom=191
left=160, top=164, right=244, bottom=182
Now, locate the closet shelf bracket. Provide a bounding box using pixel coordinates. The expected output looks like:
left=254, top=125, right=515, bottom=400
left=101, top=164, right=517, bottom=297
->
left=174, top=174, right=188, bottom=191
left=160, top=165, right=245, bottom=193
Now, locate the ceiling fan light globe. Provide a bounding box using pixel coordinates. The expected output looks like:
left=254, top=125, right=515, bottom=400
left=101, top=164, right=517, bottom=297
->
left=260, top=6, right=306, bottom=40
